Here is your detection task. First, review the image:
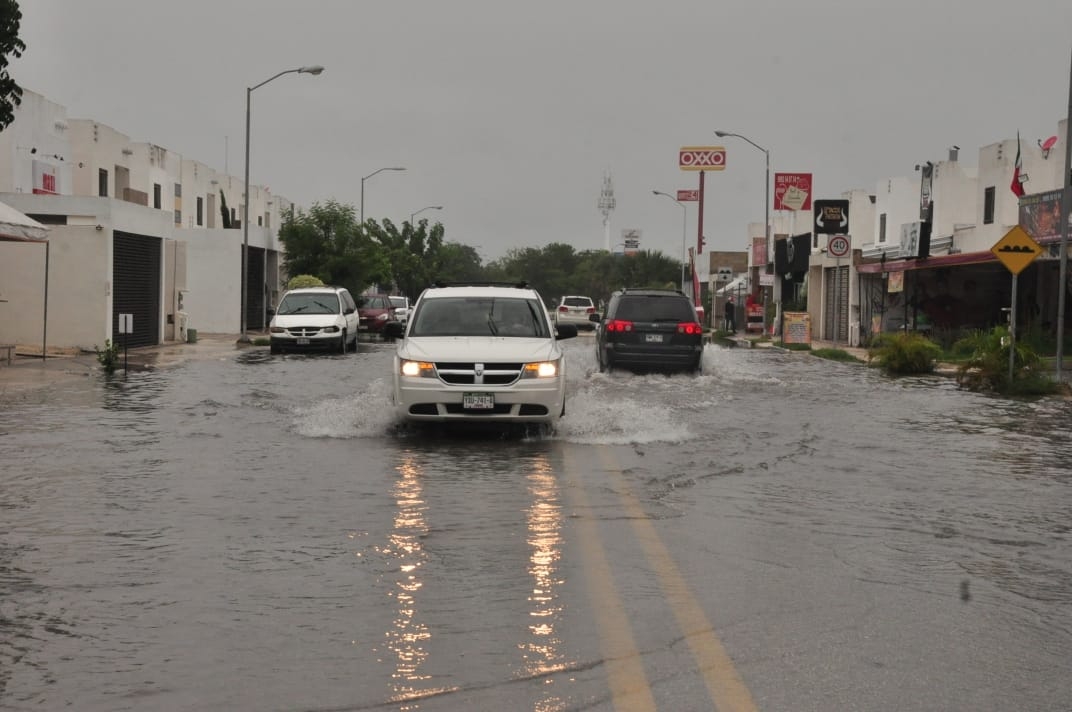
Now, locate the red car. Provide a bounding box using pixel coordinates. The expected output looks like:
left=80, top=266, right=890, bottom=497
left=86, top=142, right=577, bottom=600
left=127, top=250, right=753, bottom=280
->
left=358, top=294, right=395, bottom=333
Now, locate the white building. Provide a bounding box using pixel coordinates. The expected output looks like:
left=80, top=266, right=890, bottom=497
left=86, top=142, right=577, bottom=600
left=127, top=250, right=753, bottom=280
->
left=0, top=89, right=293, bottom=351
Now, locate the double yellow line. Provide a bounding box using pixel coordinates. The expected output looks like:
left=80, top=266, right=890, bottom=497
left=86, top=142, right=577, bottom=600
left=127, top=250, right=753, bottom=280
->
left=567, top=445, right=760, bottom=712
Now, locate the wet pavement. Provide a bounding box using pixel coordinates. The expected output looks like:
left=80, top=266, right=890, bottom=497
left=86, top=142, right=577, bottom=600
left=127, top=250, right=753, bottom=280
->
left=1, top=334, right=1070, bottom=711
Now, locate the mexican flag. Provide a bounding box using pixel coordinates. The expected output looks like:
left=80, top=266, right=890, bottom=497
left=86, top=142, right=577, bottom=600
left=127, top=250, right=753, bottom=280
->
left=1010, top=132, right=1025, bottom=198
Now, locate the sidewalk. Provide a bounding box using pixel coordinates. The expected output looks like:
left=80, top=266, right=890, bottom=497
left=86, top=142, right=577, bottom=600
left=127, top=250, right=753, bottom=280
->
left=0, top=334, right=250, bottom=395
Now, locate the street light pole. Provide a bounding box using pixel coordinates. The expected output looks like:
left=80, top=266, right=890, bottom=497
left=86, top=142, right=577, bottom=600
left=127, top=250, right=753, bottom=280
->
left=653, top=191, right=687, bottom=290
left=715, top=130, right=771, bottom=330
left=409, top=205, right=443, bottom=224
left=360, top=167, right=407, bottom=224
left=241, top=64, right=324, bottom=344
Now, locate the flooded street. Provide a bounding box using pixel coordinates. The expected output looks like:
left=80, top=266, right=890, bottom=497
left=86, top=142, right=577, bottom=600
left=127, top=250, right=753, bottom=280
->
left=2, top=337, right=1070, bottom=711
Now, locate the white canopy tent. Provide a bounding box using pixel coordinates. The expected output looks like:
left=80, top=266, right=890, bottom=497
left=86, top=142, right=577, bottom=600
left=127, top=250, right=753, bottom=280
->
left=0, top=201, right=51, bottom=358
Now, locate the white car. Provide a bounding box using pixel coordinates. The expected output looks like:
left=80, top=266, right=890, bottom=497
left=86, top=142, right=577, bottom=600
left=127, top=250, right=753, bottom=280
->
left=386, top=283, right=579, bottom=426
left=269, top=286, right=361, bottom=354
left=389, top=295, right=412, bottom=325
left=554, top=295, right=597, bottom=330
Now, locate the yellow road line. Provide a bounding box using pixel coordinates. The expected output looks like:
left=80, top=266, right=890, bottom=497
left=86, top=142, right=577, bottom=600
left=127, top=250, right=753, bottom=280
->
left=596, top=446, right=760, bottom=712
left=567, top=449, right=658, bottom=712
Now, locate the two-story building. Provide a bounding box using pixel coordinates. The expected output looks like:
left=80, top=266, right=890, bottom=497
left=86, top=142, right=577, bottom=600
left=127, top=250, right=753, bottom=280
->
left=0, top=89, right=293, bottom=352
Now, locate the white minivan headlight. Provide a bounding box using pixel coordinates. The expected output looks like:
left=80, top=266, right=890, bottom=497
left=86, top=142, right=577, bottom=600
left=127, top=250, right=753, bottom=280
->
left=400, top=360, right=435, bottom=377
left=523, top=360, right=559, bottom=378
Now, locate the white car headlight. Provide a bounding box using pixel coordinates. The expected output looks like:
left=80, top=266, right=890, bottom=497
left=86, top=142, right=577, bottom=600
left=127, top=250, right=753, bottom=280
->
left=523, top=360, right=559, bottom=378
left=400, top=359, right=435, bottom=377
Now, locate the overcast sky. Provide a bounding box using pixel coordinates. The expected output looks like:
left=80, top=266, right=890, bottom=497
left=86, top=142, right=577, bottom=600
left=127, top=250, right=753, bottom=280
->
left=14, top=1, right=1072, bottom=270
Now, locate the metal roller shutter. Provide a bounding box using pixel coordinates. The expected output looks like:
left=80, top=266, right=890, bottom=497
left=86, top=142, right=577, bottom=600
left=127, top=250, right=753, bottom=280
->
left=246, top=245, right=266, bottom=331
left=824, top=264, right=850, bottom=342
left=113, top=231, right=161, bottom=348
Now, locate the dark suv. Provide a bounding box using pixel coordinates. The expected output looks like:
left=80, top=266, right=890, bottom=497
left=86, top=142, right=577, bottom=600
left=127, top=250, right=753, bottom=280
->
left=594, top=288, right=704, bottom=374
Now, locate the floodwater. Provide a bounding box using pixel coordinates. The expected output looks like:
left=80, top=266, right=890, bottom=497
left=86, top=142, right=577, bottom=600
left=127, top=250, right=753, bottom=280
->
left=1, top=338, right=1070, bottom=711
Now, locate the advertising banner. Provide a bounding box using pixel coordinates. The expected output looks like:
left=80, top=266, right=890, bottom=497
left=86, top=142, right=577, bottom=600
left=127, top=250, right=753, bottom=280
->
left=782, top=312, right=811, bottom=345
left=752, top=236, right=767, bottom=266
left=1019, top=189, right=1068, bottom=242
left=774, top=173, right=812, bottom=211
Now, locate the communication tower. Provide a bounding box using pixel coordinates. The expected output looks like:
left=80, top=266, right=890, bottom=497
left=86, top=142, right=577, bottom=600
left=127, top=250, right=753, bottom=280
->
left=597, top=170, right=616, bottom=252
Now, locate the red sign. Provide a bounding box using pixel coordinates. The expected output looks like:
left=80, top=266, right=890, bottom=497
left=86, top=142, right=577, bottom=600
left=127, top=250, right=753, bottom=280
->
left=679, top=146, right=726, bottom=171
left=676, top=189, right=699, bottom=202
left=773, top=172, right=812, bottom=211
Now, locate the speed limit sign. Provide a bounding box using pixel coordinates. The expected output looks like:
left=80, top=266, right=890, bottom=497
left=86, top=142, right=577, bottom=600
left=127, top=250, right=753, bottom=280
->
left=827, top=235, right=850, bottom=257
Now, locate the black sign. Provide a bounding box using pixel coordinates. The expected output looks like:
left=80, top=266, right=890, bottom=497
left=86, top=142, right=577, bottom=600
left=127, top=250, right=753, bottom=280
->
left=814, top=199, right=849, bottom=235
left=774, top=233, right=812, bottom=275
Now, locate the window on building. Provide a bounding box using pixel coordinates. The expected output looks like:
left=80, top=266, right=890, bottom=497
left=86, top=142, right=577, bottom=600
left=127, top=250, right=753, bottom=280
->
left=983, top=186, right=995, bottom=225
left=153, top=183, right=162, bottom=209
left=231, top=207, right=237, bottom=226
left=196, top=196, right=204, bottom=226
left=879, top=213, right=887, bottom=242
left=174, top=209, right=182, bottom=225
left=98, top=168, right=108, bottom=197
left=174, top=183, right=182, bottom=198
left=257, top=215, right=263, bottom=227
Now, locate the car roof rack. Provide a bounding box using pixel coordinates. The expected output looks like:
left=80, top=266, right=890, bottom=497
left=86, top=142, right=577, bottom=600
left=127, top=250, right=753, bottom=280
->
left=432, top=280, right=530, bottom=289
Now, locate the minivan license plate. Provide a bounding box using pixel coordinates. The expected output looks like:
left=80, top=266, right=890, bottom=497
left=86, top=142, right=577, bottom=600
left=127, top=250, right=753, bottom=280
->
left=463, top=392, right=494, bottom=409
left=296, top=337, right=310, bottom=345
left=645, top=334, right=663, bottom=343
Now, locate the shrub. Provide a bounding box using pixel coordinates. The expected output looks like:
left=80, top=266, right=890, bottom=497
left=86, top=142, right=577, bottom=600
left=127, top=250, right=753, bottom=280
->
left=867, top=332, right=941, bottom=375
left=287, top=274, right=325, bottom=289
left=953, top=326, right=1060, bottom=395
left=95, top=339, right=121, bottom=374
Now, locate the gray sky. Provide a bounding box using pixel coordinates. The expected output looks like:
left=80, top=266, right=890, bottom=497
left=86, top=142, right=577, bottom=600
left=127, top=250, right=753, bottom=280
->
left=15, top=1, right=1072, bottom=269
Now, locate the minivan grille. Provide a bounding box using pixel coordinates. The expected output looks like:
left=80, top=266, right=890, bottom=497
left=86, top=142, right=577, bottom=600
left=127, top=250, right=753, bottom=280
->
left=435, top=362, right=524, bottom=386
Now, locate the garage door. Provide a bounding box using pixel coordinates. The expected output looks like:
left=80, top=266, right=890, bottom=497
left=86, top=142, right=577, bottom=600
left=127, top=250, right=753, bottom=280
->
left=113, top=231, right=161, bottom=348
left=246, top=245, right=266, bottom=331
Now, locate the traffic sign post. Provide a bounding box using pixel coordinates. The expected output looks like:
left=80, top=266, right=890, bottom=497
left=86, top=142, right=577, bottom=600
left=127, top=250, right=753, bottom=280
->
left=991, top=226, right=1043, bottom=382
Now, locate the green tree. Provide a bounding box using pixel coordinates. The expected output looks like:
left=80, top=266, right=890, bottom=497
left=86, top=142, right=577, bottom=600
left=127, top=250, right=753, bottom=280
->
left=364, top=217, right=452, bottom=299
left=279, top=200, right=389, bottom=297
left=0, top=0, right=24, bottom=131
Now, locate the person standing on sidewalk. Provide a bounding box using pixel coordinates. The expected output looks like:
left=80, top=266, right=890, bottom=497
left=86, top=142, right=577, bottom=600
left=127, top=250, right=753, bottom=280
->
left=724, top=297, right=736, bottom=333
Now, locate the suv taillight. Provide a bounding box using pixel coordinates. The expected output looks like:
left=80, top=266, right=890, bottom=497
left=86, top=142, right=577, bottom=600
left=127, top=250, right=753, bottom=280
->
left=586, top=307, right=595, bottom=313
left=677, top=322, right=702, bottom=335
left=558, top=305, right=569, bottom=312
left=606, top=319, right=634, bottom=332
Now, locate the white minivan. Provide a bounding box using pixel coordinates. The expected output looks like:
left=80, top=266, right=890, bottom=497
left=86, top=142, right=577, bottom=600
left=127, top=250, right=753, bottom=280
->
left=269, top=286, right=361, bottom=354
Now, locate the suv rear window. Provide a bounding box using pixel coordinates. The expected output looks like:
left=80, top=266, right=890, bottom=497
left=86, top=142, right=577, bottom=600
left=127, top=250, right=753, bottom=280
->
left=616, top=295, right=696, bottom=322
left=562, top=296, right=592, bottom=307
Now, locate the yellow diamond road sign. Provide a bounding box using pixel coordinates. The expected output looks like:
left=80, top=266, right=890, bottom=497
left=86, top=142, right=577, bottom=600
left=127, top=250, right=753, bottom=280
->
left=991, top=226, right=1043, bottom=275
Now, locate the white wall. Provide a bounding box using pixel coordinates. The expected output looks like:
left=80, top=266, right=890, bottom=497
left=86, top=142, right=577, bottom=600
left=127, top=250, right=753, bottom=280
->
left=871, top=176, right=919, bottom=254
left=182, top=228, right=241, bottom=334
left=0, top=90, right=73, bottom=196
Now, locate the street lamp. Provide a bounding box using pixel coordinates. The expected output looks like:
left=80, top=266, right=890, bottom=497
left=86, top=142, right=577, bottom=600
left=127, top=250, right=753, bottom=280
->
left=240, top=64, right=324, bottom=344
left=715, top=130, right=771, bottom=330
left=652, top=190, right=687, bottom=290
left=360, top=167, right=406, bottom=224
left=409, top=205, right=443, bottom=224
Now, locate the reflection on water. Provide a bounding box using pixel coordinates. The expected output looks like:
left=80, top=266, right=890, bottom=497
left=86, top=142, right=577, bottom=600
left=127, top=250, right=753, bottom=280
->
left=382, top=453, right=450, bottom=709
left=522, top=455, right=569, bottom=712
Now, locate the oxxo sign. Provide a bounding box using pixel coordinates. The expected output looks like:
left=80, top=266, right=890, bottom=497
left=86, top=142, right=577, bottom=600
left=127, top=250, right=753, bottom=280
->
left=679, top=146, right=726, bottom=171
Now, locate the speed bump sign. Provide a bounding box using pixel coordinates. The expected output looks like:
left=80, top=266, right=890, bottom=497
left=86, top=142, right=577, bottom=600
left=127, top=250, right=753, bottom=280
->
left=991, top=226, right=1042, bottom=275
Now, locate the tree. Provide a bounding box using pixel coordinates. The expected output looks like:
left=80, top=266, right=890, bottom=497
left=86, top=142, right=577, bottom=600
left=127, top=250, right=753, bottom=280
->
left=0, top=0, right=24, bottom=131
left=278, top=200, right=390, bottom=297
left=364, top=217, right=449, bottom=299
